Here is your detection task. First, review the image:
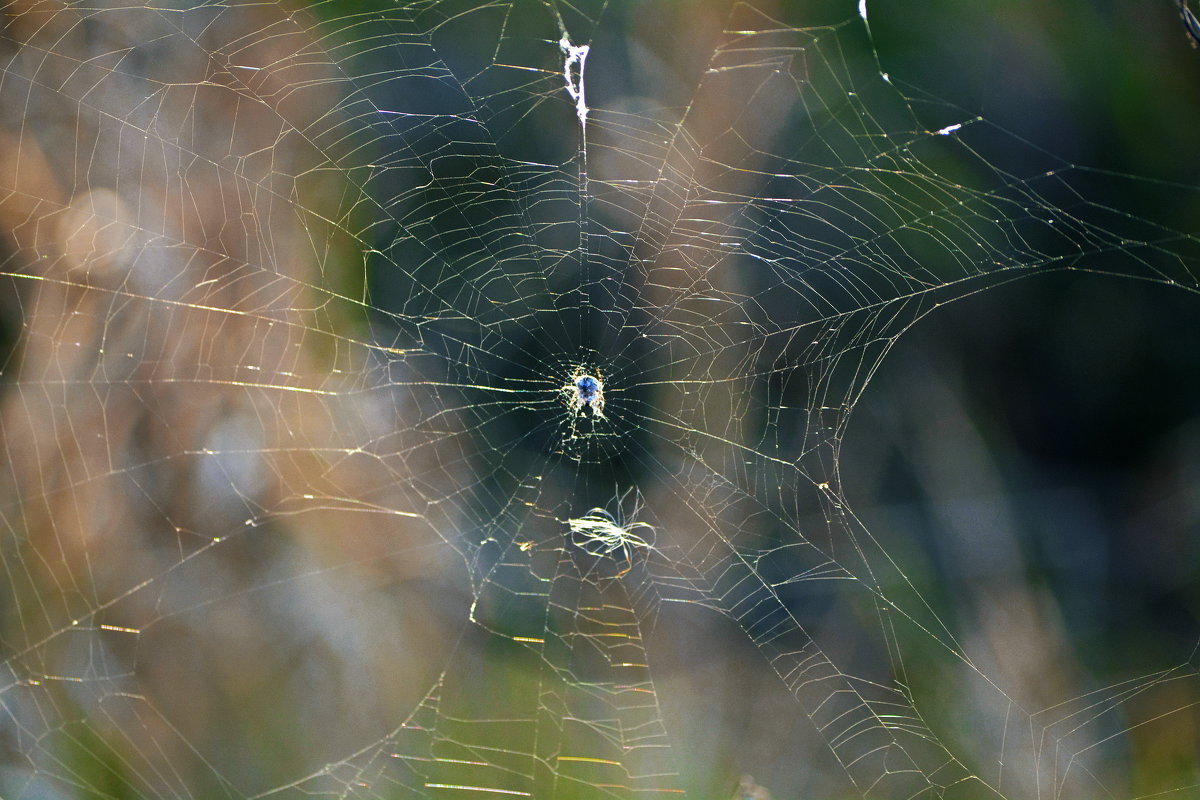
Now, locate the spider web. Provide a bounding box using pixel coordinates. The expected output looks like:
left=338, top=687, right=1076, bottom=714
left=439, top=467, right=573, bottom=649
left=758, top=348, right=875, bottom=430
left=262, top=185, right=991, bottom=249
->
left=1, top=1, right=1198, bottom=798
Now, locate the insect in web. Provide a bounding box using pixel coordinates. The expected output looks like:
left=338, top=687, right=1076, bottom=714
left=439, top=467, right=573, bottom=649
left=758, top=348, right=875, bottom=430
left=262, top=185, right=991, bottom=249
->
left=567, top=488, right=656, bottom=577
left=563, top=368, right=605, bottom=418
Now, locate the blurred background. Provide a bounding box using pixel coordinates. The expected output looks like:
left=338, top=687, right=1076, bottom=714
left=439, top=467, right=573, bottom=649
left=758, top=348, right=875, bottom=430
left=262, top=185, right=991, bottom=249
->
left=0, top=0, right=1199, bottom=798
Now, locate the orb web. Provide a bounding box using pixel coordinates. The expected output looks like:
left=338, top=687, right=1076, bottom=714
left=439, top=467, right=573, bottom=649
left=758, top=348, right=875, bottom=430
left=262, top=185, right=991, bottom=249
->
left=0, top=1, right=1198, bottom=799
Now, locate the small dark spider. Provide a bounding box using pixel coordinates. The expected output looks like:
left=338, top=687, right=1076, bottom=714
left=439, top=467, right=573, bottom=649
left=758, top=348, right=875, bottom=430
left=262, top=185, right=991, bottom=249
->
left=575, top=375, right=600, bottom=404
left=564, top=370, right=605, bottom=417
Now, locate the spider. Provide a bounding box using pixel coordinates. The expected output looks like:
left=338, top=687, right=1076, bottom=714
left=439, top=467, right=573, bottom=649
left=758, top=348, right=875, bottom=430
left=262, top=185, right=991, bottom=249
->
left=567, top=491, right=655, bottom=577
left=562, top=368, right=605, bottom=419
